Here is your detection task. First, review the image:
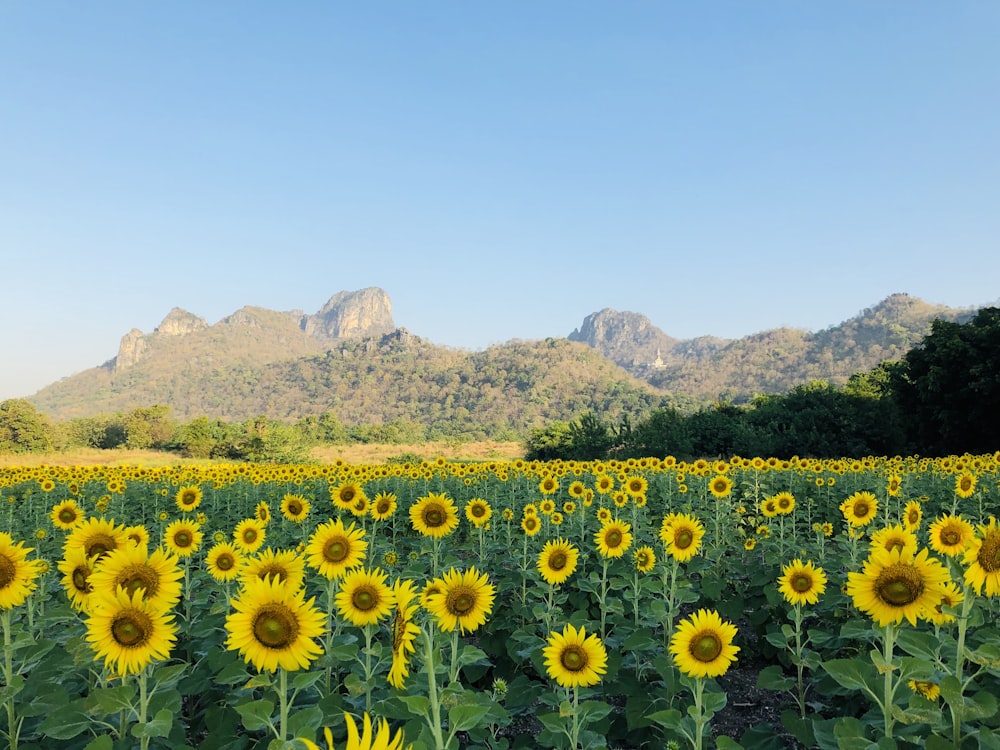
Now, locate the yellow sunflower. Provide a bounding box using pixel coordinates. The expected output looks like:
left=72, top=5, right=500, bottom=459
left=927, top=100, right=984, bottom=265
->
left=962, top=518, right=1000, bottom=596
left=332, top=482, right=367, bottom=512
left=0, top=533, right=43, bottom=609
left=280, top=494, right=311, bottom=524
left=634, top=546, right=656, bottom=574
left=777, top=559, right=827, bottom=606
left=538, top=476, right=559, bottom=495
left=240, top=548, right=306, bottom=591
left=567, top=481, right=586, bottom=499
left=234, top=518, right=267, bottom=554
left=58, top=546, right=96, bottom=611
left=623, top=475, right=647, bottom=498
left=708, top=475, right=733, bottom=499
left=902, top=500, right=922, bottom=532
left=336, top=567, right=395, bottom=627
left=298, top=712, right=411, bottom=750
left=86, top=587, right=177, bottom=677
left=886, top=475, right=903, bottom=497
left=840, top=491, right=878, bottom=528
left=926, top=581, right=964, bottom=626
left=669, top=608, right=740, bottom=679
left=51, top=499, right=85, bottom=531
left=306, top=518, right=367, bottom=580
left=909, top=680, right=941, bottom=701
left=255, top=501, right=271, bottom=524
left=662, top=514, right=705, bottom=563
left=370, top=492, right=398, bottom=522
left=63, top=517, right=127, bottom=563
left=846, top=546, right=952, bottom=626
left=955, top=472, right=976, bottom=499
left=225, top=575, right=326, bottom=672
left=206, top=541, right=244, bottom=583
left=521, top=515, right=541, bottom=536
left=759, top=497, right=778, bottom=518
left=424, top=566, right=495, bottom=634
left=123, top=524, right=150, bottom=550
left=773, top=492, right=796, bottom=516
left=163, top=519, right=203, bottom=558
left=388, top=579, right=420, bottom=689
left=175, top=485, right=203, bottom=513
left=594, top=474, right=614, bottom=495
left=542, top=623, right=608, bottom=688
left=869, top=524, right=919, bottom=557
left=537, top=538, right=579, bottom=586
left=409, top=493, right=459, bottom=539
left=88, top=545, right=183, bottom=611
left=464, top=499, right=492, bottom=528
left=927, top=514, right=975, bottom=558
left=594, top=519, right=632, bottom=559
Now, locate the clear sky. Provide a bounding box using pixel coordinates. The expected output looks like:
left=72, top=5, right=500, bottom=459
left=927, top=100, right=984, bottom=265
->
left=2, top=2, right=998, bottom=401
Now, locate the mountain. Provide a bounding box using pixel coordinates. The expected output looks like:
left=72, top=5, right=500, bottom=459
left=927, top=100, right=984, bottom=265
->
left=27, top=289, right=981, bottom=431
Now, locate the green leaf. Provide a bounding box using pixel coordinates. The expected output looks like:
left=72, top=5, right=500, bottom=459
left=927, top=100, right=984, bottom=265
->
left=757, top=664, right=794, bottom=692
left=215, top=658, right=252, bottom=685
left=235, top=699, right=275, bottom=732
left=716, top=737, right=745, bottom=750
left=151, top=662, right=187, bottom=690
left=702, top=690, right=727, bottom=715
left=938, top=675, right=963, bottom=707
left=87, top=683, right=138, bottom=716
left=399, top=695, right=431, bottom=718
left=457, top=645, right=490, bottom=668
left=449, top=703, right=491, bottom=733
left=822, top=658, right=879, bottom=694
left=292, top=670, right=325, bottom=692
left=287, top=703, right=324, bottom=739
left=832, top=716, right=869, bottom=748
left=537, top=711, right=566, bottom=735
left=577, top=700, right=613, bottom=723
left=132, top=709, right=174, bottom=739
left=895, top=628, right=938, bottom=661
left=965, top=689, right=998, bottom=721
left=245, top=673, right=273, bottom=690
left=84, top=736, right=114, bottom=750
left=38, top=705, right=91, bottom=740
left=924, top=735, right=959, bottom=750
left=343, top=672, right=367, bottom=698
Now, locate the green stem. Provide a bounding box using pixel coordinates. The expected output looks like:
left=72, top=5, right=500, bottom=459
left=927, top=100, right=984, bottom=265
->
left=364, top=624, right=375, bottom=712
left=138, top=668, right=150, bottom=750
left=599, top=557, right=609, bottom=641
left=569, top=686, right=581, bottom=750
left=277, top=667, right=290, bottom=742
left=2, top=610, right=18, bottom=750
left=792, top=604, right=806, bottom=718
left=951, top=588, right=975, bottom=746
left=881, top=622, right=897, bottom=740
left=692, top=677, right=706, bottom=750
left=422, top=626, right=446, bottom=750
left=448, top=628, right=460, bottom=685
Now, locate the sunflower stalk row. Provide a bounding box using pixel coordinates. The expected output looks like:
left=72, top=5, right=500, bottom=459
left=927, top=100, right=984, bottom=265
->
left=0, top=453, right=999, bottom=749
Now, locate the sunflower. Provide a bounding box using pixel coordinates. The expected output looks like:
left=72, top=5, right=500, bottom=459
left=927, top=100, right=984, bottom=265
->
left=59, top=546, right=96, bottom=611
left=539, top=499, right=556, bottom=516
left=425, top=566, right=495, bottom=634
left=88, top=545, right=183, bottom=610
left=623, top=475, right=647, bottom=498
left=409, top=493, right=459, bottom=539
left=662, top=514, right=705, bottom=563
left=538, top=476, right=559, bottom=495
left=903, top=500, right=922, bottom=532
left=349, top=495, right=370, bottom=518
left=773, top=492, right=796, bottom=515
left=123, top=524, right=150, bottom=550
left=0, top=534, right=43, bottom=609
left=869, top=524, right=919, bottom=557
left=596, top=507, right=612, bottom=524
left=298, top=712, right=411, bottom=750
left=51, top=499, right=85, bottom=531
left=708, top=475, right=733, bottom=499
left=255, top=501, right=271, bottom=524
left=241, top=548, right=306, bottom=591
left=840, top=492, right=878, bottom=527
left=567, top=481, right=586, bottom=499
left=594, top=519, right=632, bottom=559
left=542, top=623, right=608, bottom=688
left=521, top=516, right=541, bottom=536
left=163, top=519, right=203, bottom=558
left=63, top=517, right=127, bottom=563
left=420, top=579, right=444, bottom=611
left=225, top=575, right=326, bottom=672
left=908, top=680, right=941, bottom=701
left=464, top=499, right=492, bottom=528
left=759, top=497, right=779, bottom=518
left=846, top=546, right=952, bottom=626
left=281, top=494, right=311, bottom=524
left=370, top=492, right=398, bottom=522
left=594, top=474, right=615, bottom=495
left=336, top=567, right=395, bottom=627
left=175, top=485, right=203, bottom=513
left=562, top=501, right=576, bottom=515
left=927, top=514, right=975, bottom=558
left=886, top=475, right=903, bottom=497
left=387, top=579, right=420, bottom=689
left=206, top=541, right=244, bottom=583
left=332, top=482, right=367, bottom=512
left=537, top=538, right=579, bottom=586
left=962, top=518, right=1000, bottom=596
left=634, top=546, right=656, bottom=574
left=669, top=608, right=740, bottom=679
left=926, top=581, right=964, bottom=626
left=85, top=587, right=177, bottom=677
left=955, top=472, right=976, bottom=499
left=743, top=538, right=757, bottom=551
left=777, top=559, right=827, bottom=606
left=306, top=518, right=368, bottom=580
left=234, top=518, right=267, bottom=554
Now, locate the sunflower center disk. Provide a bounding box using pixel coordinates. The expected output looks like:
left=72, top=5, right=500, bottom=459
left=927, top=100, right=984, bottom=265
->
left=692, top=634, right=723, bottom=662
left=942, top=530, right=960, bottom=546
left=323, top=539, right=347, bottom=562
left=424, top=509, right=444, bottom=527
left=854, top=503, right=870, bottom=518
left=59, top=509, right=77, bottom=523
left=792, top=574, right=812, bottom=592
left=244, top=530, right=258, bottom=543
left=174, top=532, right=192, bottom=548
left=87, top=535, right=116, bottom=557
left=121, top=566, right=158, bottom=597
left=875, top=564, right=924, bottom=606
left=447, top=589, right=475, bottom=615
left=112, top=613, right=149, bottom=647
left=253, top=606, right=297, bottom=648
left=0, top=556, right=15, bottom=588
left=605, top=531, right=622, bottom=548
left=353, top=587, right=376, bottom=611
left=72, top=567, right=92, bottom=592
left=560, top=646, right=587, bottom=672
left=674, top=531, right=693, bottom=549
left=549, top=553, right=567, bottom=571
left=260, top=565, right=287, bottom=583
left=979, top=534, right=1000, bottom=573
left=289, top=502, right=301, bottom=514
left=216, top=554, right=235, bottom=571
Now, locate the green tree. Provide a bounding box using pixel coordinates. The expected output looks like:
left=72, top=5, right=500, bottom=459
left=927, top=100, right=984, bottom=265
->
left=524, top=421, right=574, bottom=461
left=123, top=405, right=176, bottom=450
left=0, top=399, right=54, bottom=453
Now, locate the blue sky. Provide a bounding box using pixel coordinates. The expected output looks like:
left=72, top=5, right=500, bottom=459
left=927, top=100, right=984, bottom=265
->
left=2, top=2, right=998, bottom=401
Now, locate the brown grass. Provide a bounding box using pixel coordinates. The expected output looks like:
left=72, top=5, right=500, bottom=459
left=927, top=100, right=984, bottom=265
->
left=0, top=441, right=524, bottom=467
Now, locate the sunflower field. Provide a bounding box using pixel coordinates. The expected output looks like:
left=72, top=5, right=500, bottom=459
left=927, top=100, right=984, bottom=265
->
left=1, top=453, right=1000, bottom=750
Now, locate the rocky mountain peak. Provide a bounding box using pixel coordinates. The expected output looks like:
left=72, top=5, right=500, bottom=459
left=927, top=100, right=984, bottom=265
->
left=302, top=287, right=395, bottom=341
left=156, top=308, right=209, bottom=336
left=569, top=308, right=679, bottom=368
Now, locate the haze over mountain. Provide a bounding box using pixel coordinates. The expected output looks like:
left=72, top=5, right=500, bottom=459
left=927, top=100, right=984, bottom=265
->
left=25, top=288, right=978, bottom=434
